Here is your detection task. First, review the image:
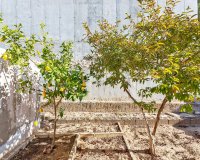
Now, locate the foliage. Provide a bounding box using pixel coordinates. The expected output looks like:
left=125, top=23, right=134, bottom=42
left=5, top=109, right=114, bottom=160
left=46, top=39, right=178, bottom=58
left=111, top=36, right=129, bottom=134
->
left=0, top=22, right=87, bottom=103
left=84, top=0, right=200, bottom=154
left=0, top=19, right=88, bottom=148
left=180, top=104, right=193, bottom=113
left=84, top=0, right=200, bottom=112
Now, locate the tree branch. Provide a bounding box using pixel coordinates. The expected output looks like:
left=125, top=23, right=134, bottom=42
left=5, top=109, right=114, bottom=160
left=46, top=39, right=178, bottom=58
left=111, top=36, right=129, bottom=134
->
left=55, top=97, right=63, bottom=108
left=152, top=97, right=168, bottom=135
left=124, top=88, right=155, bottom=154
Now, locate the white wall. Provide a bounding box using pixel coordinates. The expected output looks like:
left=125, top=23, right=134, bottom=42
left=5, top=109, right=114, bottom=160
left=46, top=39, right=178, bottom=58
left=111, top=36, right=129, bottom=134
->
left=0, top=0, right=198, bottom=101
left=0, top=59, right=39, bottom=158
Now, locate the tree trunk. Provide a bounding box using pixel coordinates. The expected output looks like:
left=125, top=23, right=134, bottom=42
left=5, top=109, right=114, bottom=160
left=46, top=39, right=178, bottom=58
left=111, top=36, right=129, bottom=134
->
left=140, top=108, right=155, bottom=155
left=124, top=88, right=155, bottom=155
left=51, top=97, right=57, bottom=148
left=51, top=97, right=62, bottom=148
left=152, top=97, right=167, bottom=136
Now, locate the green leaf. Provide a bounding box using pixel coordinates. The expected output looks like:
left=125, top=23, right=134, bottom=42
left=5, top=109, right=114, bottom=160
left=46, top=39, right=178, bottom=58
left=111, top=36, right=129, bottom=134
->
left=180, top=104, right=193, bottom=113
left=59, top=107, right=65, bottom=118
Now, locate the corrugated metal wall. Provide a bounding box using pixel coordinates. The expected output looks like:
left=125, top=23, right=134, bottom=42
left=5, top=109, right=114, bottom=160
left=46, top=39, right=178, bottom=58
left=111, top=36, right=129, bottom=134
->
left=0, top=0, right=198, bottom=101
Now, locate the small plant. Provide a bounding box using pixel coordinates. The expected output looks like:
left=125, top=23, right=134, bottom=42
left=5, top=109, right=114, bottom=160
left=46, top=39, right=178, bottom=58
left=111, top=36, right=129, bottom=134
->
left=84, top=0, right=200, bottom=155
left=0, top=21, right=88, bottom=151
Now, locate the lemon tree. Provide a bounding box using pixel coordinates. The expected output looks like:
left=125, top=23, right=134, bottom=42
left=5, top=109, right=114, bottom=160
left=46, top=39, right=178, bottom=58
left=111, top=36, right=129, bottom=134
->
left=0, top=20, right=88, bottom=149
left=84, top=0, right=200, bottom=155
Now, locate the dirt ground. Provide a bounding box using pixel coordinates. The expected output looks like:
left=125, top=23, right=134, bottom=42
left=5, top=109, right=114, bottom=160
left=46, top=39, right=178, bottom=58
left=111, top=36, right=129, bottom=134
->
left=11, top=135, right=76, bottom=160
left=124, top=125, right=200, bottom=160
left=11, top=111, right=200, bottom=160
left=76, top=136, right=130, bottom=160
left=13, top=124, right=200, bottom=160
left=74, top=125, right=200, bottom=160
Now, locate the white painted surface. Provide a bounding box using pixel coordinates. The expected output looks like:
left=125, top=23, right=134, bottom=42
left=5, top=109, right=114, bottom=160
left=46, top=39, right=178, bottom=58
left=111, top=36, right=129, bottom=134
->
left=103, top=0, right=117, bottom=24
left=0, top=60, right=38, bottom=158
left=0, top=47, right=5, bottom=55
left=59, top=0, right=74, bottom=41
left=31, top=0, right=45, bottom=35
left=16, top=0, right=31, bottom=36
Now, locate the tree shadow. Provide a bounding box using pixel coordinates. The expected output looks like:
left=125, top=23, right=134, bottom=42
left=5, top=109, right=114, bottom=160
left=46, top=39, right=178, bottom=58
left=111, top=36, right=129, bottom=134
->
left=0, top=59, right=39, bottom=158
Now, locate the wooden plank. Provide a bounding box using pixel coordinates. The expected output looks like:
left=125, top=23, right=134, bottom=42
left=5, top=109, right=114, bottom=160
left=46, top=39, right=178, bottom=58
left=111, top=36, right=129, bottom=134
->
left=79, top=132, right=123, bottom=138
left=35, top=132, right=123, bottom=138
left=55, top=119, right=171, bottom=126
left=56, top=119, right=137, bottom=125
left=117, top=122, right=138, bottom=160
left=165, top=112, right=181, bottom=119
left=68, top=134, right=80, bottom=160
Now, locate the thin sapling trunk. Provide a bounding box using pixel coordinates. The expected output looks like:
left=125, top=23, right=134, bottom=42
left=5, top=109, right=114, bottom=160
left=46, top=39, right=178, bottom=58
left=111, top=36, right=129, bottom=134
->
left=125, top=89, right=155, bottom=155
left=51, top=97, right=62, bottom=149
left=152, top=97, right=168, bottom=136
left=52, top=97, right=57, bottom=148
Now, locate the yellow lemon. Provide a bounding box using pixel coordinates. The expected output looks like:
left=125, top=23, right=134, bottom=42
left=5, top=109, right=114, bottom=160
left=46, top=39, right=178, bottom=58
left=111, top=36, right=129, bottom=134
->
left=2, top=53, right=8, bottom=61
left=59, top=87, right=65, bottom=92
left=82, top=81, right=86, bottom=87
left=38, top=108, right=44, bottom=113
left=34, top=121, right=38, bottom=127
left=45, top=65, right=51, bottom=72
left=172, top=85, right=180, bottom=93
left=42, top=89, right=46, bottom=98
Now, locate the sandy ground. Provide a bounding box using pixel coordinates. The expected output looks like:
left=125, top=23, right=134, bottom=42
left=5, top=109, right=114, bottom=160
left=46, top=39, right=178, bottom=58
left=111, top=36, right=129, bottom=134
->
left=13, top=111, right=200, bottom=160
left=11, top=136, right=76, bottom=160
left=124, top=125, right=200, bottom=160
left=76, top=136, right=130, bottom=160
left=72, top=125, right=200, bottom=160
left=42, top=112, right=172, bottom=122
left=38, top=119, right=200, bottom=160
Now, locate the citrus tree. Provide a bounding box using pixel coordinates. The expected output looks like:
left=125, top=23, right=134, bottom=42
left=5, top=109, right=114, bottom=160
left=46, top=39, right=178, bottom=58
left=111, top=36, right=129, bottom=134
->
left=0, top=21, right=88, bottom=150
left=84, top=0, right=200, bottom=155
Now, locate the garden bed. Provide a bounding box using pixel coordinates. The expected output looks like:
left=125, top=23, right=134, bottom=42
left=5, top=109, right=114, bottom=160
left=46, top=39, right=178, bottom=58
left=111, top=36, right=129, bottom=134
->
left=11, top=136, right=76, bottom=160
left=10, top=111, right=200, bottom=160
left=75, top=136, right=130, bottom=160
left=12, top=123, right=200, bottom=160
left=123, top=125, right=200, bottom=160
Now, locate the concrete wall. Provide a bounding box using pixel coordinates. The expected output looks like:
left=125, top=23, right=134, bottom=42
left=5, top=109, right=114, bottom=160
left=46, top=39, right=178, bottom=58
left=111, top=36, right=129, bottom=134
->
left=0, top=59, right=39, bottom=158
left=0, top=0, right=198, bottom=102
